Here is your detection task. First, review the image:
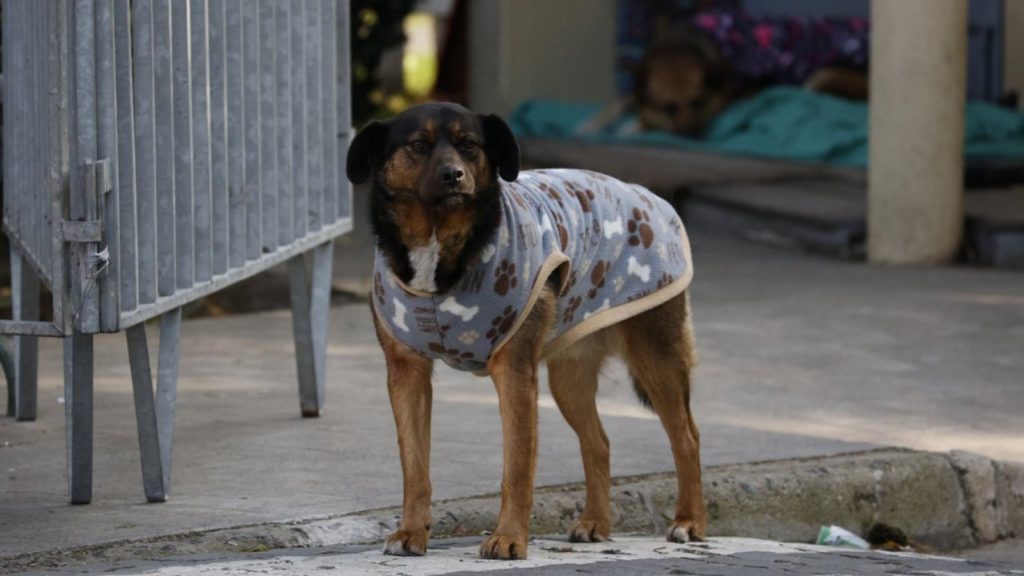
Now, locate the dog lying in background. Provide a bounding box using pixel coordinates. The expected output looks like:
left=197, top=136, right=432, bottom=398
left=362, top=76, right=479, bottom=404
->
left=582, top=10, right=870, bottom=138
left=347, top=103, right=704, bottom=559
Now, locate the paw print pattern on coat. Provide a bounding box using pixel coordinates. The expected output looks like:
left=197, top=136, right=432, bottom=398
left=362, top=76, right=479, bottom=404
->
left=613, top=275, right=625, bottom=294
left=573, top=188, right=596, bottom=213
left=494, top=259, right=518, bottom=296
left=564, top=270, right=579, bottom=293
left=540, top=182, right=565, bottom=208
left=562, top=295, right=583, bottom=323
left=588, top=260, right=612, bottom=299
left=552, top=211, right=569, bottom=251
left=509, top=189, right=528, bottom=209
left=486, top=305, right=518, bottom=345
left=428, top=324, right=477, bottom=366
left=627, top=207, right=654, bottom=248
left=638, top=191, right=656, bottom=211
left=657, top=272, right=675, bottom=290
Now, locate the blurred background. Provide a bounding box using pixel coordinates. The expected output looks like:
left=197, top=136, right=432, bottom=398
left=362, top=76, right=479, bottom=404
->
left=344, top=0, right=1024, bottom=277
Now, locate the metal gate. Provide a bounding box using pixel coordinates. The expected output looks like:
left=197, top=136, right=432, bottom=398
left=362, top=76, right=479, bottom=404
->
left=2, top=0, right=352, bottom=504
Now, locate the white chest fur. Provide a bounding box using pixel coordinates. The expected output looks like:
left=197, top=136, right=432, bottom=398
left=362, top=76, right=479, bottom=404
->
left=407, top=232, right=441, bottom=292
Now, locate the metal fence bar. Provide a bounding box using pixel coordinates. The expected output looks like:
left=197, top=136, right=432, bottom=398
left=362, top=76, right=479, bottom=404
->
left=114, top=0, right=138, bottom=313
left=155, top=308, right=181, bottom=495
left=225, top=0, right=245, bottom=268
left=290, top=0, right=307, bottom=239
left=153, top=0, right=176, bottom=297
left=18, top=0, right=31, bottom=276
left=51, top=0, right=71, bottom=329
left=208, top=0, right=229, bottom=276
left=258, top=0, right=277, bottom=253
left=36, top=1, right=48, bottom=276
left=64, top=331, right=94, bottom=504
left=3, top=0, right=20, bottom=259
left=42, top=0, right=56, bottom=266
left=25, top=0, right=38, bottom=266
left=96, top=0, right=120, bottom=332
left=39, top=0, right=54, bottom=282
left=11, top=250, right=40, bottom=421
left=321, top=0, right=337, bottom=226
left=128, top=307, right=181, bottom=503
left=274, top=0, right=294, bottom=246
left=127, top=322, right=164, bottom=501
left=172, top=0, right=194, bottom=289
left=132, top=0, right=158, bottom=306
left=27, top=1, right=40, bottom=278
left=289, top=240, right=333, bottom=417
left=74, top=0, right=100, bottom=333
left=242, top=2, right=261, bottom=260
left=336, top=0, right=351, bottom=221
left=6, top=0, right=21, bottom=258
left=191, top=0, right=213, bottom=283
left=119, top=220, right=350, bottom=328
left=304, top=0, right=323, bottom=232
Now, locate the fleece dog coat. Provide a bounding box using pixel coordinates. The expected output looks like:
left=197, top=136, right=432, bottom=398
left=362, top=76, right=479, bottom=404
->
left=372, top=169, right=693, bottom=374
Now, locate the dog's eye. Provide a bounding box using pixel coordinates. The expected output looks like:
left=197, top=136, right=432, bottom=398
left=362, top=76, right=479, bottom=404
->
left=409, top=140, right=431, bottom=153
left=458, top=140, right=479, bottom=154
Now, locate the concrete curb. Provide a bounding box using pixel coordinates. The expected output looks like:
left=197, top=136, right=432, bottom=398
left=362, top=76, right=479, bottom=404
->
left=4, top=448, right=1022, bottom=574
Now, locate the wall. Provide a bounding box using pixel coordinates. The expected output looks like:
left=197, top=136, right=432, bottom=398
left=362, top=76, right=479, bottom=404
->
left=467, top=0, right=618, bottom=116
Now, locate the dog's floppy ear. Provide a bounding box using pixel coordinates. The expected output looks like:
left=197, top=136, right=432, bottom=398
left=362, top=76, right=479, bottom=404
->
left=479, top=114, right=519, bottom=182
left=346, top=120, right=391, bottom=184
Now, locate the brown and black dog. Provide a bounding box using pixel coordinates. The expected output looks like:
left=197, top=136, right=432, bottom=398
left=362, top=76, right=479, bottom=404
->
left=583, top=28, right=869, bottom=138
left=346, top=103, right=705, bottom=560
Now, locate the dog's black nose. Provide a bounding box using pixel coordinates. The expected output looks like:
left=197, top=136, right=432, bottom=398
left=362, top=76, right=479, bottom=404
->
left=438, top=165, right=465, bottom=186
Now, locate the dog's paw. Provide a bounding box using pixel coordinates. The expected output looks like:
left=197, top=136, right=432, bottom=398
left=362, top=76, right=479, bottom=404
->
left=568, top=519, right=610, bottom=543
left=479, top=533, right=528, bottom=560
left=384, top=529, right=428, bottom=556
left=667, top=519, right=706, bottom=543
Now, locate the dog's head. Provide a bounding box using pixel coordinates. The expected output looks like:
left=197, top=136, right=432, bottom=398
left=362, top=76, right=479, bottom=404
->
left=634, top=32, right=733, bottom=138
left=346, top=102, right=520, bottom=206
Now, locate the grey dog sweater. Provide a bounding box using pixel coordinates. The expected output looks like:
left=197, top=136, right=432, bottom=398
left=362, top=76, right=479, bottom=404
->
left=372, top=169, right=693, bottom=374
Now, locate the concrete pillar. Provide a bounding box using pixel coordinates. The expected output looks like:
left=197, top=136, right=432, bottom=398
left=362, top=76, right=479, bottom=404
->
left=1004, top=0, right=1024, bottom=101
left=868, top=0, right=968, bottom=264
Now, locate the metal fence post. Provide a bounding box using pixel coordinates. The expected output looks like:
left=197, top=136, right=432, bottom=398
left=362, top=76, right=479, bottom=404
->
left=64, top=331, right=94, bottom=504
left=10, top=250, right=40, bottom=421
left=289, top=240, right=334, bottom=417
left=127, top=307, right=181, bottom=502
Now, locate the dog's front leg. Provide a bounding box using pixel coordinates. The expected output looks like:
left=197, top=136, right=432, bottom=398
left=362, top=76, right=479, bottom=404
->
left=377, top=321, right=435, bottom=556
left=480, top=355, right=538, bottom=560
left=479, top=289, right=555, bottom=560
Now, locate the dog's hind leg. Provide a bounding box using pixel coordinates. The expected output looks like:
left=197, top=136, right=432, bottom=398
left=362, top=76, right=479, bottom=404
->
left=621, top=291, right=706, bottom=542
left=548, top=349, right=612, bottom=542
left=374, top=311, right=436, bottom=556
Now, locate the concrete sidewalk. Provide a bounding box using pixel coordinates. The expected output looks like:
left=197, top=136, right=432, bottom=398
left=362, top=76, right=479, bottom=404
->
left=2, top=223, right=1023, bottom=565
left=16, top=536, right=1024, bottom=576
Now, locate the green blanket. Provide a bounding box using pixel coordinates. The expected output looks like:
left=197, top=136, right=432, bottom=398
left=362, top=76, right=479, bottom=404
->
left=509, top=87, right=1024, bottom=168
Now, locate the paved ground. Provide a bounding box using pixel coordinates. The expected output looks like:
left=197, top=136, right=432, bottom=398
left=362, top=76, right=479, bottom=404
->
left=2, top=221, right=1023, bottom=565
left=16, top=537, right=1024, bottom=576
